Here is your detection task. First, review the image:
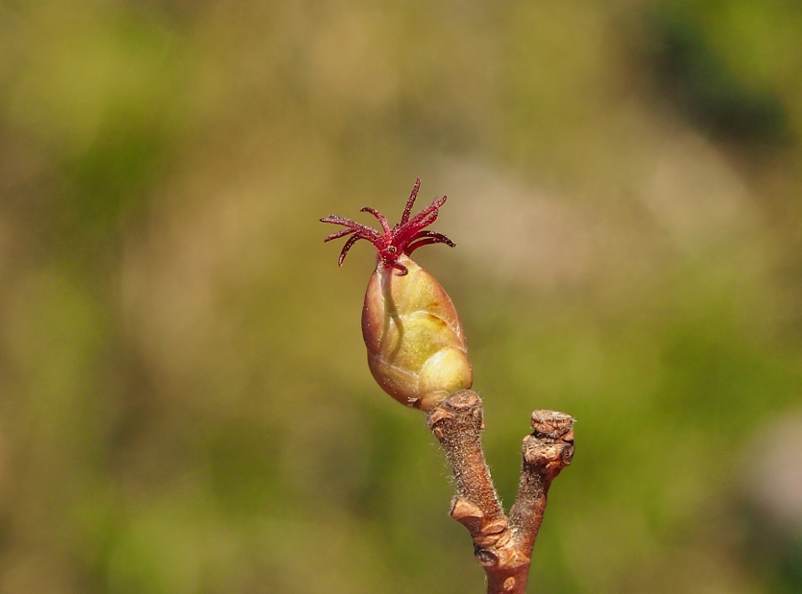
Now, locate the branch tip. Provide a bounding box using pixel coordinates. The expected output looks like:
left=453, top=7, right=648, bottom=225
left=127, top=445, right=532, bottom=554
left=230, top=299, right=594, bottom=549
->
left=530, top=409, right=575, bottom=439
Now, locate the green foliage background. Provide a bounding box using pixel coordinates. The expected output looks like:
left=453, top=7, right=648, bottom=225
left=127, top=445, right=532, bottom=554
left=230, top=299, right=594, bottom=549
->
left=1, top=1, right=801, bottom=592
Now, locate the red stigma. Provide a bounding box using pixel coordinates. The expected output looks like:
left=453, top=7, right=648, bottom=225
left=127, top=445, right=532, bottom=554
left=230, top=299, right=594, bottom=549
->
left=320, top=178, right=456, bottom=275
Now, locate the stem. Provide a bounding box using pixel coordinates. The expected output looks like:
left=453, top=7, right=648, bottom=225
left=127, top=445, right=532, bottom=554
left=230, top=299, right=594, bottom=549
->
left=427, top=391, right=574, bottom=594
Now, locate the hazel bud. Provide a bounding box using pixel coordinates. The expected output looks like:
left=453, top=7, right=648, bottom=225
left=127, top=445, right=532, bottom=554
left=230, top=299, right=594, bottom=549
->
left=362, top=255, right=472, bottom=409
left=321, top=178, right=473, bottom=410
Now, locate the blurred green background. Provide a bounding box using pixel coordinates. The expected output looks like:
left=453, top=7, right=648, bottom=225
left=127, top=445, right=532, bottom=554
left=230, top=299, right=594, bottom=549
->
left=1, top=1, right=802, bottom=593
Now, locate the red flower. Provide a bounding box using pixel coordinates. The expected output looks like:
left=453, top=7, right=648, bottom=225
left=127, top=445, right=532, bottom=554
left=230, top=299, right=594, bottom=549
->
left=320, top=177, right=455, bottom=275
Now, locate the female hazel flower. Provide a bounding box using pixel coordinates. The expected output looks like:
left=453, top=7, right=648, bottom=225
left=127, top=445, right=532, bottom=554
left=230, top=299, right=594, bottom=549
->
left=321, top=178, right=473, bottom=410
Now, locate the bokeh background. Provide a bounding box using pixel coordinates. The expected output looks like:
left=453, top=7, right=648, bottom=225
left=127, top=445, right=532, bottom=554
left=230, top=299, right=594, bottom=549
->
left=1, top=1, right=801, bottom=593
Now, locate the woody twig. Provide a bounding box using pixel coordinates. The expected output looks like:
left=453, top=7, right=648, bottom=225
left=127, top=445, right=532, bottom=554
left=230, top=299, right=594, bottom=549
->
left=427, top=390, right=574, bottom=594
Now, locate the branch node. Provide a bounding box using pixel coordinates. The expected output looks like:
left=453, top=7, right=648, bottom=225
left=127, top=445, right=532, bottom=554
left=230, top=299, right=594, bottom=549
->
left=474, top=548, right=499, bottom=567
left=481, top=519, right=508, bottom=535
left=451, top=497, right=484, bottom=530
left=474, top=518, right=511, bottom=548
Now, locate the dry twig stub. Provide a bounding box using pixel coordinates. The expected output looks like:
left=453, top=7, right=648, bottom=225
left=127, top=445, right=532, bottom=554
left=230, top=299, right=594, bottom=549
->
left=427, top=390, right=575, bottom=594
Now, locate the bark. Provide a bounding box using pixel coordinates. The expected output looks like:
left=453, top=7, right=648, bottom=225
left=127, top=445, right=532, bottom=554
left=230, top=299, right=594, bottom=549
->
left=427, top=391, right=574, bottom=594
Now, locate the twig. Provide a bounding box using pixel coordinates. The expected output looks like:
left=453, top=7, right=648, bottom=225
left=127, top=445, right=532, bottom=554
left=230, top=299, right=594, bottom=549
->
left=427, top=390, right=575, bottom=594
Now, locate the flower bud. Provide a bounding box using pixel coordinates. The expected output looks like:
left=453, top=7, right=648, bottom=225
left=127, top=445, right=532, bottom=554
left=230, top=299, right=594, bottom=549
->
left=321, top=178, right=472, bottom=410
left=362, top=255, right=472, bottom=409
